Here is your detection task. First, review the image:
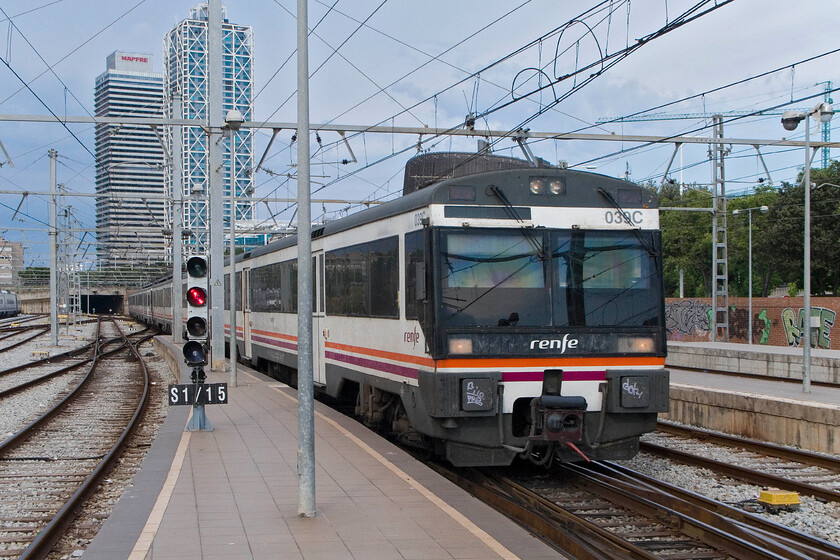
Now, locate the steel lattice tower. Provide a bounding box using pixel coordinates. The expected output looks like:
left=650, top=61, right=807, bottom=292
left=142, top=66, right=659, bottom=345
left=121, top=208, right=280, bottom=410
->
left=164, top=4, right=254, bottom=252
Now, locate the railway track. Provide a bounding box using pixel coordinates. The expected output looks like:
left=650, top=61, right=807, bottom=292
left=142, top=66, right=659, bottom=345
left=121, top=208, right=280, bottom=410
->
left=0, top=325, right=50, bottom=354
left=0, top=315, right=44, bottom=329
left=642, top=422, right=840, bottom=504
left=429, top=460, right=840, bottom=560
left=0, top=317, right=151, bottom=559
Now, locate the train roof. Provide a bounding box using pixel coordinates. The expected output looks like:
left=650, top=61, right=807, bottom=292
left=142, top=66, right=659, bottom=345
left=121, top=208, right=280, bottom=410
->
left=238, top=152, right=658, bottom=264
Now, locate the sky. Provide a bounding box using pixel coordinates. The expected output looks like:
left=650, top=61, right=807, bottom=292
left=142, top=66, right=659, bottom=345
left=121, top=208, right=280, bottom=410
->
left=1, top=0, right=839, bottom=268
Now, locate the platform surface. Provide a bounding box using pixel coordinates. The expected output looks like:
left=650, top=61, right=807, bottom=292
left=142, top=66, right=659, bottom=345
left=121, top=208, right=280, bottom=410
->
left=83, top=337, right=566, bottom=560
left=667, top=339, right=840, bottom=405
left=669, top=366, right=840, bottom=406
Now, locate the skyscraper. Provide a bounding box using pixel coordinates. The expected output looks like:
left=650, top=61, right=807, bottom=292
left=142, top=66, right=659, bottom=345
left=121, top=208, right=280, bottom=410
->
left=164, top=4, right=254, bottom=250
left=94, top=51, right=166, bottom=266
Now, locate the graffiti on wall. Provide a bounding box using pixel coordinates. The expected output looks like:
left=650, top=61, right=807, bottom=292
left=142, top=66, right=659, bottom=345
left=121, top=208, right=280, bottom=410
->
left=665, top=299, right=711, bottom=338
left=728, top=305, right=772, bottom=344
left=781, top=307, right=836, bottom=349
left=757, top=309, right=771, bottom=344
left=667, top=298, right=840, bottom=348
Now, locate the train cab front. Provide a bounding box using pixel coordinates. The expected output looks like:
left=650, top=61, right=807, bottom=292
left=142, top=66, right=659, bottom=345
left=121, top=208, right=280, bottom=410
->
left=410, top=222, right=669, bottom=467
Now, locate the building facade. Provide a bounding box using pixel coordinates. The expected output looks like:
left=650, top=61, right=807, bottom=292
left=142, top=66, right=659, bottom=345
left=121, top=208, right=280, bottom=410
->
left=0, top=237, right=23, bottom=287
left=164, top=4, right=254, bottom=251
left=94, top=51, right=166, bottom=266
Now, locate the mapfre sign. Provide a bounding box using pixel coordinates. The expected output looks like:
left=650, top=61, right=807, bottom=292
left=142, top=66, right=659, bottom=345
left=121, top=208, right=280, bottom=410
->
left=107, top=51, right=154, bottom=72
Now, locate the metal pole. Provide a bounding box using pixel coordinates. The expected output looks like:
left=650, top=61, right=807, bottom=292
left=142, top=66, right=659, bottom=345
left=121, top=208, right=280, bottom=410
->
left=297, top=0, right=316, bottom=518
left=803, top=117, right=811, bottom=393
left=747, top=210, right=752, bottom=345
left=172, top=93, right=184, bottom=343
left=208, top=0, right=225, bottom=371
left=679, top=269, right=684, bottom=298
left=229, top=131, right=238, bottom=387
left=49, top=149, right=58, bottom=346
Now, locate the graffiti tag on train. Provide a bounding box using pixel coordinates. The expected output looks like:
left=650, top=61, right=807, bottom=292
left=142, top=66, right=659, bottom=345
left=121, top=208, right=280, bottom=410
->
left=464, top=381, right=486, bottom=407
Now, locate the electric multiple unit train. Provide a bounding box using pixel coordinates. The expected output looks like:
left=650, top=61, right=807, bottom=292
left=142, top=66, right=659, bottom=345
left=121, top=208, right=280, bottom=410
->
left=129, top=152, right=669, bottom=467
left=0, top=290, right=20, bottom=318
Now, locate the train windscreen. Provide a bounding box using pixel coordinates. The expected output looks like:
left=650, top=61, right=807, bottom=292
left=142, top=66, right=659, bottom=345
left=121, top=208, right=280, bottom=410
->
left=437, top=229, right=661, bottom=328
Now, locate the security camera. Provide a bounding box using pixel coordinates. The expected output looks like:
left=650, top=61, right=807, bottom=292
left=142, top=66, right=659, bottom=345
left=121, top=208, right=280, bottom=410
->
left=781, top=110, right=804, bottom=131
left=225, top=109, right=245, bottom=132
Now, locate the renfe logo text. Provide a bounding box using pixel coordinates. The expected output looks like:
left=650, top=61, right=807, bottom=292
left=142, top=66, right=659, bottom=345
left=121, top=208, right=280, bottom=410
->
left=530, top=333, right=578, bottom=353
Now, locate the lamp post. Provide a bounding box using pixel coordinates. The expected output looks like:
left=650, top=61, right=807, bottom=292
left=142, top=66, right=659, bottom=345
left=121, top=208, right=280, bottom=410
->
left=781, top=102, right=835, bottom=392
left=224, top=109, right=244, bottom=388
left=732, top=205, right=768, bottom=344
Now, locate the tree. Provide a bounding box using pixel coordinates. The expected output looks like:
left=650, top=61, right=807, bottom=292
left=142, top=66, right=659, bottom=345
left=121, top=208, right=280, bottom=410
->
left=757, top=160, right=840, bottom=296
left=656, top=182, right=715, bottom=297
left=649, top=157, right=840, bottom=299
left=808, top=161, right=840, bottom=295
left=726, top=185, right=778, bottom=297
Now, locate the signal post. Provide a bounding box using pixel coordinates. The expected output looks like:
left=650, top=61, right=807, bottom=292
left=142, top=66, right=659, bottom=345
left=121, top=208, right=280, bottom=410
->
left=168, top=254, right=228, bottom=430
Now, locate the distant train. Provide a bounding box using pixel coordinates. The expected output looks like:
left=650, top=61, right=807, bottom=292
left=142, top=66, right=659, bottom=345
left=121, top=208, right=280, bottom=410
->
left=0, top=290, right=20, bottom=318
left=129, top=152, right=669, bottom=467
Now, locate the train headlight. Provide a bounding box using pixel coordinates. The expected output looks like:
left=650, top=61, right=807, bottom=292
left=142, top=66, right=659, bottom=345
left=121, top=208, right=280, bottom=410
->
left=448, top=336, right=473, bottom=355
left=529, top=178, right=545, bottom=195
left=548, top=179, right=565, bottom=195
left=617, top=336, right=655, bottom=353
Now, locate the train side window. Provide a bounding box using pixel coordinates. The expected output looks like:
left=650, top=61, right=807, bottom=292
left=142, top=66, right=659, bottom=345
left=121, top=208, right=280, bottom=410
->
left=326, top=236, right=398, bottom=318
left=279, top=260, right=298, bottom=313
left=370, top=236, right=398, bottom=318
left=405, top=230, right=424, bottom=320
left=326, top=244, right=368, bottom=316
left=320, top=255, right=325, bottom=314
left=235, top=270, right=243, bottom=311
left=250, top=262, right=291, bottom=313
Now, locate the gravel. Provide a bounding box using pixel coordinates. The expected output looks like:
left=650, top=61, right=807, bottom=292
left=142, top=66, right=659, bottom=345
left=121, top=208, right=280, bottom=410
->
left=0, top=321, right=97, bottom=436
left=618, top=433, right=840, bottom=546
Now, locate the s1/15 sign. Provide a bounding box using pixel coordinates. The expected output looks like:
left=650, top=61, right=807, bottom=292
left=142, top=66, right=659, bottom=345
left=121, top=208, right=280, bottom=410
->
left=168, top=383, right=228, bottom=406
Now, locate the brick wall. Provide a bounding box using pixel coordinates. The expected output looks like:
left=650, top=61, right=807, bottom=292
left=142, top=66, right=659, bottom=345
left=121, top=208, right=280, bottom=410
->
left=665, top=297, right=839, bottom=349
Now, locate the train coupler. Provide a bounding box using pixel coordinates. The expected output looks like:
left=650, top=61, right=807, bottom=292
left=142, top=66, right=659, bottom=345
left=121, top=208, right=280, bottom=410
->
left=530, top=395, right=587, bottom=443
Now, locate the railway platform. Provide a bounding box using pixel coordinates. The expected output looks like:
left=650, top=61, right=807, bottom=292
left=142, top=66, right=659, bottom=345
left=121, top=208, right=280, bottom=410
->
left=665, top=340, right=840, bottom=457
left=667, top=340, right=840, bottom=384
left=83, top=336, right=566, bottom=560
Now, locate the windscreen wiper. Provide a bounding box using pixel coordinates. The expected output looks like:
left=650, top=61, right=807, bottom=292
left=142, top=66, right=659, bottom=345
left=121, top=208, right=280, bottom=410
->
left=488, top=185, right=546, bottom=259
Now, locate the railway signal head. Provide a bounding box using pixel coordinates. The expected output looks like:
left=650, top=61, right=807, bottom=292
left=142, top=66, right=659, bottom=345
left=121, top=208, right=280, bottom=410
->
left=184, top=254, right=209, bottom=366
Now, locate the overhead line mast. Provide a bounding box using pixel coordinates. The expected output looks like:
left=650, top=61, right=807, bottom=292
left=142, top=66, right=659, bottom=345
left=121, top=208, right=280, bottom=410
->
left=819, top=81, right=833, bottom=167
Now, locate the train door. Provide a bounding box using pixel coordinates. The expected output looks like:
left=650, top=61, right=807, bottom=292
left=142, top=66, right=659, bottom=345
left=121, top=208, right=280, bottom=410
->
left=312, top=252, right=326, bottom=386
left=242, top=267, right=252, bottom=359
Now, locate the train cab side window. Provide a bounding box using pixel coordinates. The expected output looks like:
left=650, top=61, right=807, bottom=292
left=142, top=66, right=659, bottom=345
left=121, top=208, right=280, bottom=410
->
left=405, top=230, right=424, bottom=320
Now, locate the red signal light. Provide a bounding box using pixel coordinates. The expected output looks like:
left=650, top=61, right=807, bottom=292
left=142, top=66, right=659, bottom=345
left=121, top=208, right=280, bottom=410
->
left=187, top=286, right=207, bottom=306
